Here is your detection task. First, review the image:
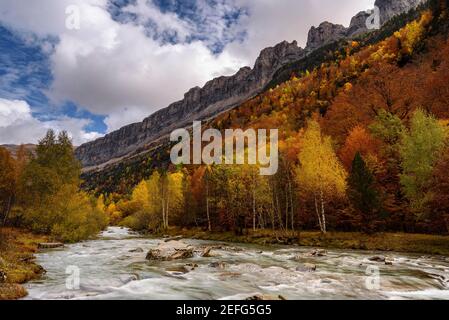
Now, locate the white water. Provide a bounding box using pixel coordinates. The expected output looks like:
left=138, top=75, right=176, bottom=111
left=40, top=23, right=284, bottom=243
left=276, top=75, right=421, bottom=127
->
left=24, top=227, right=449, bottom=300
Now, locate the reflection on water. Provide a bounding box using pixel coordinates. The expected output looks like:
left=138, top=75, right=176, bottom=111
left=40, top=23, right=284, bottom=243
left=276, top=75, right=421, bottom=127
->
left=24, top=227, right=449, bottom=300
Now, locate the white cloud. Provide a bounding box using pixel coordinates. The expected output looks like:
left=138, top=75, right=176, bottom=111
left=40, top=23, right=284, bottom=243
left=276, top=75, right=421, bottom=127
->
left=0, top=98, right=102, bottom=145
left=0, top=0, right=376, bottom=142
left=44, top=0, right=244, bottom=130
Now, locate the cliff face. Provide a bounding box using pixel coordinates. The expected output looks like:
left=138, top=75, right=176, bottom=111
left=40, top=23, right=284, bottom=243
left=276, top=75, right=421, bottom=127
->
left=76, top=0, right=427, bottom=170
left=305, top=0, right=426, bottom=51
left=306, top=22, right=348, bottom=51
left=75, top=41, right=304, bottom=168
left=376, top=0, right=426, bottom=25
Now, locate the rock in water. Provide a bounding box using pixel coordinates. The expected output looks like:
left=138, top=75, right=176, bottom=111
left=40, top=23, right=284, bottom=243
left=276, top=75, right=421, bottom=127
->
left=146, top=241, right=194, bottom=261
left=369, top=256, right=386, bottom=263
left=201, top=247, right=213, bottom=258
left=310, top=249, right=327, bottom=257
left=120, top=274, right=140, bottom=284
left=166, top=266, right=190, bottom=274
left=164, top=236, right=183, bottom=242
left=296, top=263, right=317, bottom=273
left=246, top=294, right=287, bottom=301
left=129, top=248, right=144, bottom=253
left=38, top=243, right=64, bottom=249
left=208, top=262, right=227, bottom=269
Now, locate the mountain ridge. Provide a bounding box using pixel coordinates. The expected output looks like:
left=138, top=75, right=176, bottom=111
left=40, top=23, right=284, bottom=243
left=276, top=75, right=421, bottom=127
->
left=75, top=0, right=426, bottom=171
left=75, top=40, right=305, bottom=168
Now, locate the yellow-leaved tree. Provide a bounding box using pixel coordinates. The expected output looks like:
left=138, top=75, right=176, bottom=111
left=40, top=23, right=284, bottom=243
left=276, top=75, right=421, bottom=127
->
left=296, top=120, right=347, bottom=233
left=161, top=171, right=184, bottom=229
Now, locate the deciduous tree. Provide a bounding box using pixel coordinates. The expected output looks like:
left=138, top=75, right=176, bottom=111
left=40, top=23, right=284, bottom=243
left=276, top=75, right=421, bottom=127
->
left=296, top=120, right=347, bottom=233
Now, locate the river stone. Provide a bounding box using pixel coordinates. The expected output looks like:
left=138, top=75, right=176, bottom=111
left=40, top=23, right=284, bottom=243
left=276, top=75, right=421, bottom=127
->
left=166, top=266, right=190, bottom=274
left=369, top=256, right=386, bottom=263
left=218, top=272, right=241, bottom=280
left=146, top=241, right=194, bottom=261
left=246, top=294, right=286, bottom=301
left=129, top=248, right=144, bottom=253
left=120, top=274, right=140, bottom=284
left=310, top=249, right=327, bottom=257
left=209, top=262, right=227, bottom=269
left=164, top=235, right=183, bottom=242
left=296, top=263, right=317, bottom=272
left=201, top=247, right=213, bottom=257
left=221, top=246, right=244, bottom=252
left=38, top=242, right=64, bottom=249
left=185, top=263, right=199, bottom=271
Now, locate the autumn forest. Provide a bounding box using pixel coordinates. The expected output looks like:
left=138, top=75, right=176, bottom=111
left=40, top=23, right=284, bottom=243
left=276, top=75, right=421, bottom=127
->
left=1, top=1, right=449, bottom=246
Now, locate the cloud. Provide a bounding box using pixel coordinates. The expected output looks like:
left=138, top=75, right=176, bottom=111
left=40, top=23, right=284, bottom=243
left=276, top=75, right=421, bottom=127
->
left=0, top=0, right=376, bottom=140
left=0, top=98, right=102, bottom=145
left=9, top=0, right=245, bottom=131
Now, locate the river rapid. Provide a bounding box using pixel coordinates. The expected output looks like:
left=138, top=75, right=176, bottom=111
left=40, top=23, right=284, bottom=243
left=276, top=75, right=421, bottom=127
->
left=24, top=227, right=449, bottom=300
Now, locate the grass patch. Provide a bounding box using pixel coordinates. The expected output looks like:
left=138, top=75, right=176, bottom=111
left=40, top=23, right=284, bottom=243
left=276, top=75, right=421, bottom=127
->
left=160, top=227, right=449, bottom=256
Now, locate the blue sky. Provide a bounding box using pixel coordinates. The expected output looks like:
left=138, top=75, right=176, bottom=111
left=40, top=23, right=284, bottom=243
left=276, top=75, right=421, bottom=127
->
left=0, top=0, right=374, bottom=145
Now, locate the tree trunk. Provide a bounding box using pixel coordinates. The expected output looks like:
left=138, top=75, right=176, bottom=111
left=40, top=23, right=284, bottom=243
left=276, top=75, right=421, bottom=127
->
left=314, top=194, right=323, bottom=233
left=165, top=194, right=170, bottom=229
left=288, top=178, right=294, bottom=231
left=320, top=189, right=327, bottom=234
left=161, top=197, right=166, bottom=229
left=253, top=190, right=256, bottom=232
left=285, top=187, right=289, bottom=232
left=2, top=195, right=13, bottom=227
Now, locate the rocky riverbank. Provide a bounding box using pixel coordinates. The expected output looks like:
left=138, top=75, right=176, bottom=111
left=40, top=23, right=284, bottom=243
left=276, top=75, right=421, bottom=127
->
left=23, top=227, right=449, bottom=300
left=155, top=228, right=449, bottom=256
left=0, top=228, right=48, bottom=300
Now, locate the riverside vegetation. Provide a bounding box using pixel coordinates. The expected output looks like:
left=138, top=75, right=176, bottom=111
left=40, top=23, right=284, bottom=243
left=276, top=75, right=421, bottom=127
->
left=0, top=130, right=109, bottom=299
left=98, top=1, right=449, bottom=238
left=1, top=0, right=449, bottom=300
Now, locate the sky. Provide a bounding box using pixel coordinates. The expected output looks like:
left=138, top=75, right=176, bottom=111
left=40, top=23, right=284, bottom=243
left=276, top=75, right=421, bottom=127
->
left=0, top=0, right=374, bottom=145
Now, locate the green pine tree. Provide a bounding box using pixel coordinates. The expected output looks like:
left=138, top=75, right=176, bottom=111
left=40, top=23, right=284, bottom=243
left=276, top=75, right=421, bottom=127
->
left=348, top=152, right=380, bottom=234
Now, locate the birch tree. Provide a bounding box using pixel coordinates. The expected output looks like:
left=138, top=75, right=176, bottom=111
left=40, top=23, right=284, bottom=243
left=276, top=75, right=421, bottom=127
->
left=296, top=120, right=347, bottom=233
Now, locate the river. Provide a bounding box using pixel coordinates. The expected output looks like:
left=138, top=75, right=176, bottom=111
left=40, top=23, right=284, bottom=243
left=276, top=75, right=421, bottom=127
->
left=24, top=227, right=449, bottom=300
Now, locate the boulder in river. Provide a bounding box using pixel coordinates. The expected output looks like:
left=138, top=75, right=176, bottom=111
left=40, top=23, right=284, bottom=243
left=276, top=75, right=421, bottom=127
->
left=296, top=263, right=317, bottom=272
left=310, top=249, right=327, bottom=257
left=246, top=294, right=286, bottom=301
left=38, top=242, right=64, bottom=249
left=146, top=241, right=194, bottom=261
left=164, top=235, right=183, bottom=242
left=201, top=247, right=213, bottom=257
left=185, top=263, right=199, bottom=271
left=209, top=262, right=227, bottom=269
left=369, top=256, right=386, bottom=263
left=385, top=259, right=394, bottom=265
left=166, top=266, right=190, bottom=274
left=120, top=274, right=140, bottom=284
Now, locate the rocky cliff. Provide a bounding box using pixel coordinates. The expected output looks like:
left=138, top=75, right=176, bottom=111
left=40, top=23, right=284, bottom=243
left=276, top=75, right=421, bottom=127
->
left=75, top=41, right=304, bottom=168
left=306, top=22, right=348, bottom=51
left=305, top=0, right=426, bottom=51
left=376, top=0, right=426, bottom=25
left=76, top=0, right=427, bottom=170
